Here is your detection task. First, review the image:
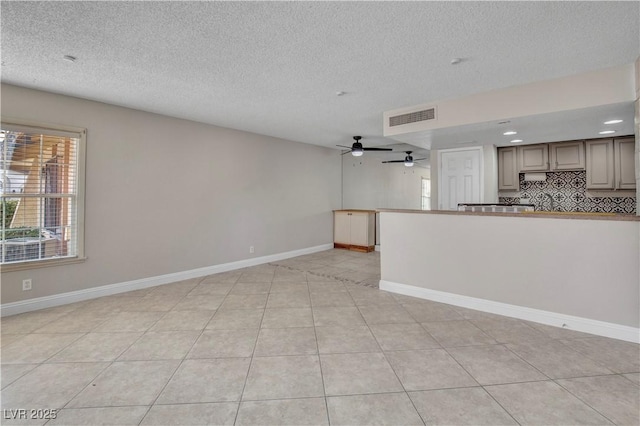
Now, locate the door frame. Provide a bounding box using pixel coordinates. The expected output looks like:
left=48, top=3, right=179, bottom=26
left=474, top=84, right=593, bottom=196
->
left=437, top=146, right=484, bottom=210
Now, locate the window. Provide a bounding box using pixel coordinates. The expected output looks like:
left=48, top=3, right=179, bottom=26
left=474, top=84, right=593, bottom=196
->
left=1, top=121, right=85, bottom=267
left=421, top=177, right=431, bottom=210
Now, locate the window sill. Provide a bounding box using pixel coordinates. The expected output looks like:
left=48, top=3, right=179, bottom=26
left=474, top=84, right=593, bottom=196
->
left=0, top=256, right=87, bottom=273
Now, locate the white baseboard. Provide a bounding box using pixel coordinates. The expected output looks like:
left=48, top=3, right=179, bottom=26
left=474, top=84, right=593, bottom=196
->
left=1, top=243, right=333, bottom=317
left=375, top=245, right=381, bottom=252
left=380, top=280, right=640, bottom=344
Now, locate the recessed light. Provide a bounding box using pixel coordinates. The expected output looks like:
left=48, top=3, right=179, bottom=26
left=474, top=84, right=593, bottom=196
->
left=503, top=131, right=517, bottom=136
left=336, top=91, right=345, bottom=96
left=498, top=120, right=511, bottom=125
left=510, top=139, right=523, bottom=143
left=450, top=58, right=462, bottom=65
left=599, top=130, right=615, bottom=135
left=63, top=55, right=77, bottom=62
left=603, top=119, right=622, bottom=124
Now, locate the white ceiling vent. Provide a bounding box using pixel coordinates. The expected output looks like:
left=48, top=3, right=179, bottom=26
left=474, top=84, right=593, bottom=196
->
left=389, top=107, right=436, bottom=127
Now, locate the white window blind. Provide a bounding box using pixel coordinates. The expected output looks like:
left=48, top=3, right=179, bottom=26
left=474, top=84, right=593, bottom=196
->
left=1, top=122, right=85, bottom=265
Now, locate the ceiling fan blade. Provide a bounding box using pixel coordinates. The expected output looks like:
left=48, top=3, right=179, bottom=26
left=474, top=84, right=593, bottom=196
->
left=363, top=147, right=393, bottom=151
left=381, top=160, right=405, bottom=163
left=336, top=145, right=353, bottom=149
left=414, top=158, right=427, bottom=161
left=341, top=151, right=353, bottom=155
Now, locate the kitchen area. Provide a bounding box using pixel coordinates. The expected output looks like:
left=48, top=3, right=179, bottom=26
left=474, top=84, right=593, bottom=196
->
left=338, top=131, right=639, bottom=343
left=371, top=129, right=639, bottom=343
left=496, top=136, right=636, bottom=214
left=336, top=60, right=640, bottom=344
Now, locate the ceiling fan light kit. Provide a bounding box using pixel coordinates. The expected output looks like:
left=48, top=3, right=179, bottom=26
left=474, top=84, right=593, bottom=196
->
left=337, top=136, right=392, bottom=157
left=382, top=151, right=427, bottom=167
left=351, top=140, right=364, bottom=156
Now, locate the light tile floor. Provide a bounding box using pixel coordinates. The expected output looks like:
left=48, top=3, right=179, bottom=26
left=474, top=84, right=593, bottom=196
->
left=1, top=249, right=639, bottom=425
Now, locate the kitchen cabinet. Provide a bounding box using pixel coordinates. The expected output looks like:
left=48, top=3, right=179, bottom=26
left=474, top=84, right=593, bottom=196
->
left=614, top=137, right=636, bottom=189
left=334, top=210, right=375, bottom=252
left=518, top=144, right=549, bottom=171
left=550, top=141, right=585, bottom=170
left=586, top=138, right=636, bottom=190
left=497, top=147, right=519, bottom=190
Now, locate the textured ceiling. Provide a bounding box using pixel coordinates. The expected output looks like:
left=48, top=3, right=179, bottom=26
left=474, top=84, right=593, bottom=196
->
left=1, top=2, right=639, bottom=150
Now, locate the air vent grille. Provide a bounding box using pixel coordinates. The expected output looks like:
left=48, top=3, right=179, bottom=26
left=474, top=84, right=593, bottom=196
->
left=389, top=108, right=436, bottom=127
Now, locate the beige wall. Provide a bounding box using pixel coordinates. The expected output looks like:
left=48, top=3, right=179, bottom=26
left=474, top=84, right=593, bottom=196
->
left=1, top=84, right=341, bottom=304
left=342, top=154, right=427, bottom=211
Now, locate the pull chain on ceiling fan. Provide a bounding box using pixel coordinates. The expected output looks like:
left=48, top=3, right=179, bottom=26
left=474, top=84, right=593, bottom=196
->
left=381, top=151, right=427, bottom=167
left=337, top=136, right=392, bottom=157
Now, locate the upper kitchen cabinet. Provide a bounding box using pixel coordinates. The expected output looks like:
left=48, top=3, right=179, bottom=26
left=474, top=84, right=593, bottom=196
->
left=517, top=141, right=584, bottom=172
left=549, top=141, right=585, bottom=170
left=518, top=144, right=549, bottom=172
left=586, top=137, right=636, bottom=190
left=614, top=137, right=636, bottom=189
left=498, top=147, right=519, bottom=190
left=585, top=139, right=613, bottom=189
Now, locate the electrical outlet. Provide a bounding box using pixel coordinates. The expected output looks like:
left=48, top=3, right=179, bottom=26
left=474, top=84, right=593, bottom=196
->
left=249, top=246, right=255, bottom=254
left=22, top=279, right=32, bottom=291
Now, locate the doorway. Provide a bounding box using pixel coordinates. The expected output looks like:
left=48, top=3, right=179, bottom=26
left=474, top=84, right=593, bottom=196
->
left=438, top=147, right=483, bottom=210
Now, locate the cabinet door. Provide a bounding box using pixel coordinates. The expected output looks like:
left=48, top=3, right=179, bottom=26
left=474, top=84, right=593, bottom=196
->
left=585, top=139, right=614, bottom=189
left=334, top=212, right=351, bottom=244
left=550, top=141, right=585, bottom=170
left=615, top=138, right=636, bottom=189
left=498, top=147, right=519, bottom=190
left=349, top=212, right=370, bottom=246
left=518, top=144, right=549, bottom=171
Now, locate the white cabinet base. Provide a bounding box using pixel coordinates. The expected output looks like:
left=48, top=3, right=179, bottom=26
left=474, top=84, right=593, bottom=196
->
left=334, top=210, right=376, bottom=252
left=334, top=242, right=375, bottom=253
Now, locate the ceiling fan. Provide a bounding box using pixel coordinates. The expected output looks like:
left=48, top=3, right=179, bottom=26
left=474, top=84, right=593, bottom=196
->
left=381, top=151, right=427, bottom=167
left=337, top=136, right=393, bottom=157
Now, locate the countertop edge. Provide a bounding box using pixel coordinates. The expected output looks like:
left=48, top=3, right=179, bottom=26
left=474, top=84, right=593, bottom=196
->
left=375, top=209, right=640, bottom=222
left=333, top=209, right=377, bottom=213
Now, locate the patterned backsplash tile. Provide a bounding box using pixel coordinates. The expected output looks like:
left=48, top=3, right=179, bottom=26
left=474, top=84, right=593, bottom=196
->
left=498, top=171, right=636, bottom=214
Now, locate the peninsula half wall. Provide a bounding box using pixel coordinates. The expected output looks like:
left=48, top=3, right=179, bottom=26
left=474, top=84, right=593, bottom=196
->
left=378, top=209, right=640, bottom=343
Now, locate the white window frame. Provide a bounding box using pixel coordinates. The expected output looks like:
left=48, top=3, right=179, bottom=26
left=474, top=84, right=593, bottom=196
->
left=1, top=117, right=86, bottom=271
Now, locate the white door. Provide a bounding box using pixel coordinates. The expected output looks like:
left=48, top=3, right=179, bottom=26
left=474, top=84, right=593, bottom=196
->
left=439, top=148, right=482, bottom=210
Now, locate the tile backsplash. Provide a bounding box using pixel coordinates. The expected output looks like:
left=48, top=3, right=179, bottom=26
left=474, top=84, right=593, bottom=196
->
left=498, top=171, right=636, bottom=214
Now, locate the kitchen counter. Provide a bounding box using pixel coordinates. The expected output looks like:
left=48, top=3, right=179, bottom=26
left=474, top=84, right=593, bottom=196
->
left=333, top=209, right=377, bottom=213
left=376, top=208, right=640, bottom=221
left=377, top=209, right=640, bottom=342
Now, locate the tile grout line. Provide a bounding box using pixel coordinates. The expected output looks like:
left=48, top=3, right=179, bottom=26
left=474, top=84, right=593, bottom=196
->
left=552, top=377, right=625, bottom=425
left=136, top=275, right=241, bottom=426
left=32, top=292, right=182, bottom=416
left=365, top=312, right=427, bottom=426
left=73, top=287, right=197, bottom=424
left=306, top=272, right=332, bottom=426
left=435, top=341, right=523, bottom=426
left=232, top=272, right=269, bottom=426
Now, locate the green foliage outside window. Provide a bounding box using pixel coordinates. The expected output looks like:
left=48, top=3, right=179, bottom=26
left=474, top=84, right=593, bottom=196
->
left=1, top=200, right=40, bottom=239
